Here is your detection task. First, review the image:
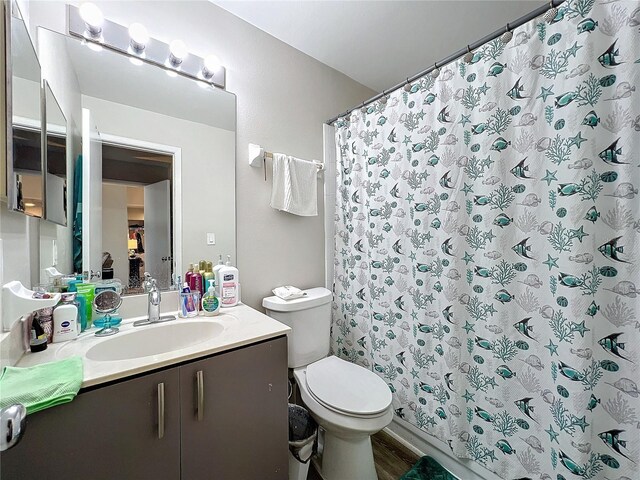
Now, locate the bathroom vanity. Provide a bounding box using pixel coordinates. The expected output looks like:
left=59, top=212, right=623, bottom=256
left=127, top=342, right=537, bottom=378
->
left=0, top=305, right=290, bottom=480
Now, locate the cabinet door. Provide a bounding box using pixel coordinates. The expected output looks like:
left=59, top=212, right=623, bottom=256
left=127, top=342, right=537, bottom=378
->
left=180, top=336, right=288, bottom=480
left=0, top=368, right=181, bottom=480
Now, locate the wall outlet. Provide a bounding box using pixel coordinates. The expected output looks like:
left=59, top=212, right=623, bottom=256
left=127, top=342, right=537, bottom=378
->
left=206, top=233, right=216, bottom=245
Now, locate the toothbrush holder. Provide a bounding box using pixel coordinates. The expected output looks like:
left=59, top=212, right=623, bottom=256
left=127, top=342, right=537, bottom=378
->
left=178, top=291, right=201, bottom=318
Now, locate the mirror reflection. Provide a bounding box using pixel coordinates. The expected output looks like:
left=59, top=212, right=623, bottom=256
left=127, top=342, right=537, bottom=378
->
left=102, top=144, right=173, bottom=294
left=39, top=28, right=236, bottom=296
left=44, top=81, right=67, bottom=226
left=10, top=3, right=43, bottom=217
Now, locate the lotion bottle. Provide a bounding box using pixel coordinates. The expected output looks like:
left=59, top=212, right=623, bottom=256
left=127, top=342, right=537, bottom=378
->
left=52, top=302, right=78, bottom=343
left=218, top=255, right=239, bottom=308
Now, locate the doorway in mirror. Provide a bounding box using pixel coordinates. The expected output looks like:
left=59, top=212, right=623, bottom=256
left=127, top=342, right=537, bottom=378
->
left=100, top=142, right=173, bottom=295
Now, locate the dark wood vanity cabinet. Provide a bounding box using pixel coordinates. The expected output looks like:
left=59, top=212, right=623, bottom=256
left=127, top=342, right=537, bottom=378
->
left=0, top=336, right=288, bottom=480
left=0, top=367, right=182, bottom=479
left=180, top=337, right=288, bottom=480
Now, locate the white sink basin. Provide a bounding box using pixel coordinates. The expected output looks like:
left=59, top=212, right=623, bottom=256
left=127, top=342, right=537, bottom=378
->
left=86, top=321, right=224, bottom=361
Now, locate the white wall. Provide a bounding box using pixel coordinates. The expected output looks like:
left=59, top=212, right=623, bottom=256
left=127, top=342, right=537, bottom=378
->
left=102, top=183, right=128, bottom=283
left=27, top=0, right=375, bottom=309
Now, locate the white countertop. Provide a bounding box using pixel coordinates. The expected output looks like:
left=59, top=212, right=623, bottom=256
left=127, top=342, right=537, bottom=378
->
left=16, top=304, right=290, bottom=388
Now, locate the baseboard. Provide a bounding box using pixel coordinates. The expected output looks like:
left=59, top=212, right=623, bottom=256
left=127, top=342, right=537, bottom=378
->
left=385, top=418, right=502, bottom=480
left=381, top=425, right=425, bottom=458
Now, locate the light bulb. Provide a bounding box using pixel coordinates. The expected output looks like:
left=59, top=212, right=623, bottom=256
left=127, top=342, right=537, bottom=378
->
left=169, top=39, right=188, bottom=67
left=129, top=23, right=148, bottom=53
left=79, top=2, right=103, bottom=37
left=202, top=54, right=221, bottom=79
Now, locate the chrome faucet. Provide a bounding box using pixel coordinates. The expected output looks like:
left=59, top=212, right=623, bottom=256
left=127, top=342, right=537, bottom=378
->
left=148, top=279, right=161, bottom=323
left=133, top=276, right=177, bottom=327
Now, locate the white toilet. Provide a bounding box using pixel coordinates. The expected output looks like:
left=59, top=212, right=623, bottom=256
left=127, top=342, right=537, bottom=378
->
left=263, top=287, right=393, bottom=480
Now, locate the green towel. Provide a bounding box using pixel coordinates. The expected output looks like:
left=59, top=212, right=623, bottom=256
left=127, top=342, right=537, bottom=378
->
left=0, top=357, right=83, bottom=414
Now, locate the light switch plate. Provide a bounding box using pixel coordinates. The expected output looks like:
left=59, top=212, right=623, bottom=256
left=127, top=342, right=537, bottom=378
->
left=206, top=233, right=216, bottom=245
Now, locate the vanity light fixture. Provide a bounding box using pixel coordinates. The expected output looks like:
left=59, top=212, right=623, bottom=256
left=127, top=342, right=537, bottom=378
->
left=128, top=22, right=149, bottom=54
left=168, top=40, right=188, bottom=68
left=79, top=2, right=104, bottom=39
left=68, top=4, right=226, bottom=89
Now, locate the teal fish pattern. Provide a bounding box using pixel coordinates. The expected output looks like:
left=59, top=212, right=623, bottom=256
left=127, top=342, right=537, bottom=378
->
left=331, top=1, right=639, bottom=479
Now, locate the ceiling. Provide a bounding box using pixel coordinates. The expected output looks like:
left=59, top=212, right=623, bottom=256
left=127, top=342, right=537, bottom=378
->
left=213, top=0, right=544, bottom=92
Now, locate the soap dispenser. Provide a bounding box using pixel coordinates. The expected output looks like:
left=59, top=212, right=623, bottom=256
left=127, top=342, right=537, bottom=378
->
left=201, top=280, right=220, bottom=316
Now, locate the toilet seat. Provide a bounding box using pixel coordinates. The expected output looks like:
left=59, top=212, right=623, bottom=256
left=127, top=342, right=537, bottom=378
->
left=305, top=356, right=392, bottom=418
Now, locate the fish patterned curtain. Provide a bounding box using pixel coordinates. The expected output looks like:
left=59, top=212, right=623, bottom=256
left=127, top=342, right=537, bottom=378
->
left=331, top=1, right=639, bottom=478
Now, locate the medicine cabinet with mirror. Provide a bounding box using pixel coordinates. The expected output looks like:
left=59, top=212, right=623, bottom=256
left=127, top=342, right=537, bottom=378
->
left=5, top=0, right=44, bottom=217
left=38, top=26, right=237, bottom=296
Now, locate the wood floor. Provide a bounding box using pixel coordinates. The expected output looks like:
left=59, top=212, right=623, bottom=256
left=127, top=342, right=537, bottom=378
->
left=308, top=430, right=420, bottom=480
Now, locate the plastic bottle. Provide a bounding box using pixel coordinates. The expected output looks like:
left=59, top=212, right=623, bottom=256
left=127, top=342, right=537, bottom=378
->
left=198, top=261, right=207, bottom=290
left=203, top=262, right=214, bottom=293
left=29, top=317, right=48, bottom=352
left=201, top=279, right=220, bottom=316
left=189, top=262, right=203, bottom=299
left=185, top=264, right=194, bottom=288
left=218, top=255, right=239, bottom=308
left=212, top=255, right=225, bottom=298
left=52, top=302, right=79, bottom=343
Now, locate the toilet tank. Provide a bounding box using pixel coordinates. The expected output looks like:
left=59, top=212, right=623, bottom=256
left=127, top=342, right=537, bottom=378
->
left=263, top=287, right=332, bottom=368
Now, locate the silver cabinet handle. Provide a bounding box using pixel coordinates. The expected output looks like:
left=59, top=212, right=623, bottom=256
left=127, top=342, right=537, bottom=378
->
left=196, top=370, right=204, bottom=421
left=157, top=383, right=165, bottom=439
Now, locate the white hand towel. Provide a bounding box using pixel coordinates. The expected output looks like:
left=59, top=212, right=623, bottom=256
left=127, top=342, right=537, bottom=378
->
left=270, top=153, right=318, bottom=216
left=272, top=286, right=307, bottom=301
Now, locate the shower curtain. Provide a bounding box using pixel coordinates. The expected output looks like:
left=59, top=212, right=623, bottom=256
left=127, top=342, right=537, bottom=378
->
left=331, top=1, right=639, bottom=478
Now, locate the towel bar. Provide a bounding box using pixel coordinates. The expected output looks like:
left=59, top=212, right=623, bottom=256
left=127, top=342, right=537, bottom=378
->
left=248, top=143, right=324, bottom=171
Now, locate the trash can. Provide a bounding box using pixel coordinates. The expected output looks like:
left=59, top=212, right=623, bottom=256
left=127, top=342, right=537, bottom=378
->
left=288, top=403, right=317, bottom=480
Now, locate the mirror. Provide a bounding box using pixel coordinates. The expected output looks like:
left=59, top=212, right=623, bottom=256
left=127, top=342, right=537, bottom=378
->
left=44, top=80, right=67, bottom=226
left=38, top=28, right=237, bottom=296
left=7, top=1, right=43, bottom=217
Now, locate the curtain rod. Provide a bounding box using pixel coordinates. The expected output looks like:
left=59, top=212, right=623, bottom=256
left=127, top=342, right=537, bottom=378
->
left=325, top=0, right=566, bottom=125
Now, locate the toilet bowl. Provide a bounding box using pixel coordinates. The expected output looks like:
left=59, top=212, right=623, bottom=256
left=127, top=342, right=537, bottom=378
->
left=294, top=357, right=393, bottom=480
left=263, top=288, right=393, bottom=480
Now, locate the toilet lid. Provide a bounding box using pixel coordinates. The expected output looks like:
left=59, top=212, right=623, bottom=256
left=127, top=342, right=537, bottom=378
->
left=305, top=356, right=392, bottom=416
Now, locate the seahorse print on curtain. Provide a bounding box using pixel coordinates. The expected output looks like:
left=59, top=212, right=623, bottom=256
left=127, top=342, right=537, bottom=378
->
left=331, top=1, right=640, bottom=479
